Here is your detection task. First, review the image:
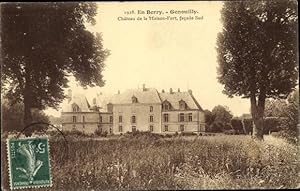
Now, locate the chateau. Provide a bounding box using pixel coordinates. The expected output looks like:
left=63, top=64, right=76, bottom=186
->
left=61, top=85, right=205, bottom=135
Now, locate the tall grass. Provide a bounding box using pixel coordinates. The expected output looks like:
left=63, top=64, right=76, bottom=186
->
left=1, top=135, right=299, bottom=190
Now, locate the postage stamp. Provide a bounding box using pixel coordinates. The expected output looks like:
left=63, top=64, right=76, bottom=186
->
left=7, top=136, right=52, bottom=190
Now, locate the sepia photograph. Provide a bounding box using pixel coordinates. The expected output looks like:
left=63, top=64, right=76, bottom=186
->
left=1, top=1, right=299, bottom=190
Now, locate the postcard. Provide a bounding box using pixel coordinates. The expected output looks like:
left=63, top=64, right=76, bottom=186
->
left=1, top=1, right=299, bottom=190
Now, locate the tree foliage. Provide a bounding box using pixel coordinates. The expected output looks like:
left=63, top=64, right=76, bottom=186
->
left=217, top=1, right=298, bottom=99
left=217, top=1, right=298, bottom=139
left=211, top=105, right=233, bottom=125
left=204, top=109, right=215, bottom=126
left=1, top=3, right=110, bottom=129
left=1, top=100, right=50, bottom=132
left=265, top=99, right=289, bottom=117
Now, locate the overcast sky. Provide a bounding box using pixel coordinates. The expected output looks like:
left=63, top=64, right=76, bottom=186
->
left=45, top=1, right=251, bottom=117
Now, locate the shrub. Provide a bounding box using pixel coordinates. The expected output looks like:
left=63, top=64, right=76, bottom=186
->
left=95, top=129, right=108, bottom=137
left=230, top=118, right=244, bottom=134
left=209, top=122, right=223, bottom=133
left=181, top=132, right=197, bottom=136
left=224, top=129, right=236, bottom=135
left=64, top=129, right=85, bottom=137
left=243, top=118, right=253, bottom=135
left=263, top=117, right=282, bottom=134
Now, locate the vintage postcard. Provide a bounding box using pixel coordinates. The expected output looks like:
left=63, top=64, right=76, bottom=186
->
left=1, top=1, right=299, bottom=190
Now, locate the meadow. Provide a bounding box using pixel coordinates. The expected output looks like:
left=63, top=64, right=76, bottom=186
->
left=1, top=133, right=299, bottom=190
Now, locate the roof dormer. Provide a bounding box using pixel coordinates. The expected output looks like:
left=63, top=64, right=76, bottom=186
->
left=179, top=99, right=187, bottom=110
left=162, top=100, right=172, bottom=111
left=132, top=95, right=138, bottom=103
left=72, top=103, right=80, bottom=112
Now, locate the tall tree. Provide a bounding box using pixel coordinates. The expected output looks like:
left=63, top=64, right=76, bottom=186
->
left=211, top=105, right=233, bottom=125
left=1, top=3, right=110, bottom=134
left=216, top=1, right=298, bottom=139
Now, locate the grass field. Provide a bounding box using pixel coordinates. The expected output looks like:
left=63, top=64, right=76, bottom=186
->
left=1, top=134, right=299, bottom=190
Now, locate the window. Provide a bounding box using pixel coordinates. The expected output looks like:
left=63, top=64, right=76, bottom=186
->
left=72, top=104, right=80, bottom=112
left=164, top=125, right=168, bottom=131
left=163, top=103, right=170, bottom=110
left=163, top=113, right=169, bottom=122
left=119, top=125, right=123, bottom=132
left=131, top=116, right=136, bottom=123
left=150, top=115, right=154, bottom=122
left=109, top=128, right=112, bottom=134
left=99, top=116, right=102, bottom=123
left=82, top=116, right=85, bottom=123
left=132, top=126, right=137, bottom=132
left=180, top=125, right=184, bottom=132
left=119, top=116, right=122, bottom=123
left=110, top=116, right=113, bottom=123
left=150, top=106, right=153, bottom=112
left=132, top=96, right=138, bottom=103
left=72, top=116, right=77, bottom=123
left=179, top=100, right=186, bottom=110
left=179, top=113, right=185, bottom=122
left=188, top=113, right=192, bottom=122
left=149, top=125, right=154, bottom=132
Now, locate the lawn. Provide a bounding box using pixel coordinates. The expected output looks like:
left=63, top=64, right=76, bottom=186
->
left=1, top=134, right=299, bottom=190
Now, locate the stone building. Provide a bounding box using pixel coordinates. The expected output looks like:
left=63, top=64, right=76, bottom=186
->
left=61, top=86, right=205, bottom=135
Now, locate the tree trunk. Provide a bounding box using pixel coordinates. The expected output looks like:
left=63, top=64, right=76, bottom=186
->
left=23, top=86, right=33, bottom=136
left=241, top=119, right=247, bottom=135
left=250, top=93, right=265, bottom=140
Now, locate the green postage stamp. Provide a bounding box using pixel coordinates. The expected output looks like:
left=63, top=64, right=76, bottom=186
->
left=7, top=136, right=52, bottom=189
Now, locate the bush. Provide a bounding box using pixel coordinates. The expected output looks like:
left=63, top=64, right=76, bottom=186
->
left=209, top=122, right=223, bottom=133
left=243, top=118, right=253, bottom=135
left=65, top=129, right=85, bottom=137
left=231, top=118, right=244, bottom=134
left=164, top=134, right=173, bottom=138
left=224, top=129, right=236, bottom=135
left=95, top=129, right=108, bottom=137
left=263, top=117, right=282, bottom=134
left=181, top=132, right=197, bottom=136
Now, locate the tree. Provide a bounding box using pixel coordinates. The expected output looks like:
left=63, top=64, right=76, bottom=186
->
left=280, top=89, right=299, bottom=132
left=211, top=105, right=233, bottom=125
left=216, top=1, right=298, bottom=139
left=1, top=3, right=110, bottom=134
left=204, top=109, right=215, bottom=126
left=1, top=99, right=50, bottom=133
left=265, top=99, right=289, bottom=117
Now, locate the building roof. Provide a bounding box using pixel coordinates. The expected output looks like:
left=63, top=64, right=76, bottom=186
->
left=93, top=93, right=113, bottom=112
left=159, top=91, right=203, bottom=110
left=110, top=88, right=161, bottom=104
left=62, top=94, right=91, bottom=112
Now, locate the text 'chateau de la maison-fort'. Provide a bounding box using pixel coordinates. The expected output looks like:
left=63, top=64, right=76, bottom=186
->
left=61, top=85, right=206, bottom=135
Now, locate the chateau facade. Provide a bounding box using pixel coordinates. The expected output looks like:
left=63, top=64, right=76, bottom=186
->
left=61, top=86, right=205, bottom=135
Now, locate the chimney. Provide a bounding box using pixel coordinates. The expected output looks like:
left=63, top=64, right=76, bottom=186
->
left=162, top=89, right=165, bottom=93
left=170, top=88, right=173, bottom=94
left=178, top=88, right=180, bottom=92
left=188, top=89, right=192, bottom=94
left=143, top=84, right=146, bottom=91
left=67, top=89, right=72, bottom=102
left=118, top=90, right=120, bottom=94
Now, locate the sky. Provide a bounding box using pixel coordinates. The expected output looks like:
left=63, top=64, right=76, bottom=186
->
left=45, top=1, right=251, bottom=117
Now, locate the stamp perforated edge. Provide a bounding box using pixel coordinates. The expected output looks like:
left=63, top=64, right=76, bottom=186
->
left=6, top=136, right=53, bottom=190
